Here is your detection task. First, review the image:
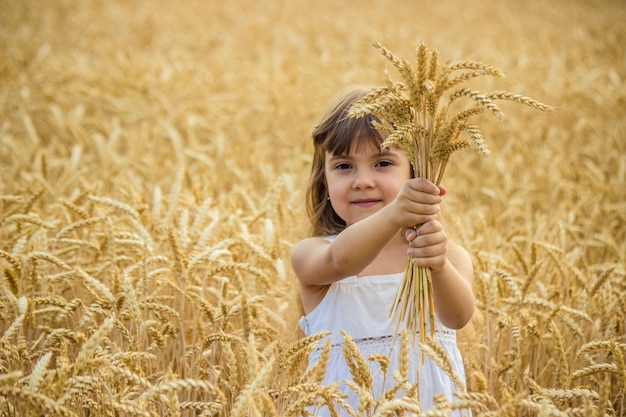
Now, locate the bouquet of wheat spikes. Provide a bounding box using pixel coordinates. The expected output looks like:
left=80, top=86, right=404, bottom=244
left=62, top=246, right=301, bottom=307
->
left=348, top=42, right=554, bottom=346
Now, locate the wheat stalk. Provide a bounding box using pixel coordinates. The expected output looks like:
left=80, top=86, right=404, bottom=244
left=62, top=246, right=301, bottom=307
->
left=60, top=198, right=90, bottom=220
left=27, top=351, right=52, bottom=392
left=0, top=249, right=22, bottom=276
left=420, top=336, right=466, bottom=391
left=73, top=316, right=115, bottom=375
left=340, top=330, right=373, bottom=391
left=370, top=397, right=423, bottom=416
left=2, top=296, right=28, bottom=341
left=276, top=331, right=330, bottom=381
left=74, top=268, right=115, bottom=305
left=231, top=356, right=276, bottom=416
left=4, top=213, right=56, bottom=229
left=111, top=400, right=153, bottom=417
left=0, top=386, right=78, bottom=417
left=349, top=41, right=553, bottom=346
left=87, top=195, right=141, bottom=221
left=57, top=375, right=103, bottom=406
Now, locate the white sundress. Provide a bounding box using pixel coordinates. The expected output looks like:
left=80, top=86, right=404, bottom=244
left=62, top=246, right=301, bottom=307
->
left=298, top=269, right=470, bottom=416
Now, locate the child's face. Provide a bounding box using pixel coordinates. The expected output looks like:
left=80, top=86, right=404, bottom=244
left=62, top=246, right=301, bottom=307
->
left=324, top=139, right=412, bottom=227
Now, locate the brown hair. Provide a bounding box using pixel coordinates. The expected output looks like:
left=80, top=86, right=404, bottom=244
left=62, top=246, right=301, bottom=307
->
left=306, top=86, right=386, bottom=236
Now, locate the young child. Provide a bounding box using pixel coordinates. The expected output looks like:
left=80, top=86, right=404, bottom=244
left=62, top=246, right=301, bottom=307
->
left=291, top=86, right=476, bottom=415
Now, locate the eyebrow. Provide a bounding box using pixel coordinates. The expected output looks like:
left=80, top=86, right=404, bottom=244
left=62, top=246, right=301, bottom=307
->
left=328, top=149, right=398, bottom=161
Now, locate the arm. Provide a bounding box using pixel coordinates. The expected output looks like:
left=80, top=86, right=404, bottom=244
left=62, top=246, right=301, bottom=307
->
left=405, top=223, right=475, bottom=329
left=291, top=178, right=443, bottom=287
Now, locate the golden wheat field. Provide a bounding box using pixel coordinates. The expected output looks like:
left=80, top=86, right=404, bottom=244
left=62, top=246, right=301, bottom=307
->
left=1, top=0, right=625, bottom=415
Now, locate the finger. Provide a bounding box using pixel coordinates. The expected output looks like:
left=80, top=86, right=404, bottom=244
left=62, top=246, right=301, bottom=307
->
left=416, top=220, right=444, bottom=235
left=411, top=253, right=447, bottom=270
left=409, top=233, right=447, bottom=251
left=405, top=228, right=417, bottom=242
left=408, top=243, right=447, bottom=264
left=412, top=203, right=440, bottom=217
left=408, top=178, right=441, bottom=196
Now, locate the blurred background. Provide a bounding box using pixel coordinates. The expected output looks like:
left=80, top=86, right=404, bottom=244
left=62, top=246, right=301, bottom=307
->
left=1, top=0, right=625, bottom=415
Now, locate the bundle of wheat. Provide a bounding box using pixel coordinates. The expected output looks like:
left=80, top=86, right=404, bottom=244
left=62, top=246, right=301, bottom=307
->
left=349, top=42, right=554, bottom=348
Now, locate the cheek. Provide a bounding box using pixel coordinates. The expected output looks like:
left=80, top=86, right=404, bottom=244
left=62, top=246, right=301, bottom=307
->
left=383, top=181, right=405, bottom=199
left=325, top=172, right=345, bottom=198
left=327, top=184, right=342, bottom=201
left=326, top=181, right=350, bottom=214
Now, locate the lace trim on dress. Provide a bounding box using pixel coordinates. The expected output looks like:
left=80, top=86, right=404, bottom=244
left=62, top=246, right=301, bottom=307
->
left=319, top=329, right=457, bottom=355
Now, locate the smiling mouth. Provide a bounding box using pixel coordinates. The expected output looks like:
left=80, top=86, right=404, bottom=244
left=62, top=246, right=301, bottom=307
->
left=352, top=199, right=380, bottom=207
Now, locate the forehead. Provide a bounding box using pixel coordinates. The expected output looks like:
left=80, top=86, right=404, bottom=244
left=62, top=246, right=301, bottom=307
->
left=321, top=112, right=384, bottom=155
left=346, top=138, right=386, bottom=156
left=326, top=130, right=385, bottom=157
left=325, top=142, right=405, bottom=161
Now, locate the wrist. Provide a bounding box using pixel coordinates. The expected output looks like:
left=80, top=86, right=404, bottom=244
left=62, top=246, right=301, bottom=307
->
left=430, top=258, right=451, bottom=276
left=381, top=202, right=406, bottom=231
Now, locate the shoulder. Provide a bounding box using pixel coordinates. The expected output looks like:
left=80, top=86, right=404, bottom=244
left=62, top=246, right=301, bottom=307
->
left=290, top=235, right=336, bottom=285
left=290, top=236, right=334, bottom=313
left=292, top=235, right=335, bottom=249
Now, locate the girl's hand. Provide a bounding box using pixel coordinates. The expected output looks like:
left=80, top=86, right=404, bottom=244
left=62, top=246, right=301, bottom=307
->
left=391, top=178, right=443, bottom=228
left=405, top=220, right=448, bottom=272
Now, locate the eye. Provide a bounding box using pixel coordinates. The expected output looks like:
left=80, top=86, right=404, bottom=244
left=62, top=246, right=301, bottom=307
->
left=334, top=162, right=352, bottom=170
left=376, top=160, right=393, bottom=168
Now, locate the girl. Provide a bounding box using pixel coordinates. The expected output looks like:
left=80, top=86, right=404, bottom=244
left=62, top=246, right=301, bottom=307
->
left=291, top=86, right=475, bottom=415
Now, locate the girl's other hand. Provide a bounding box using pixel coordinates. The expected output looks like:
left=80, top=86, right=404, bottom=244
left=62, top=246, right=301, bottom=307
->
left=405, top=220, right=448, bottom=272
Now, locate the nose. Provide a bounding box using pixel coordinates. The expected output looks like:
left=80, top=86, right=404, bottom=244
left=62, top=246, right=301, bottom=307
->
left=353, top=168, right=375, bottom=190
